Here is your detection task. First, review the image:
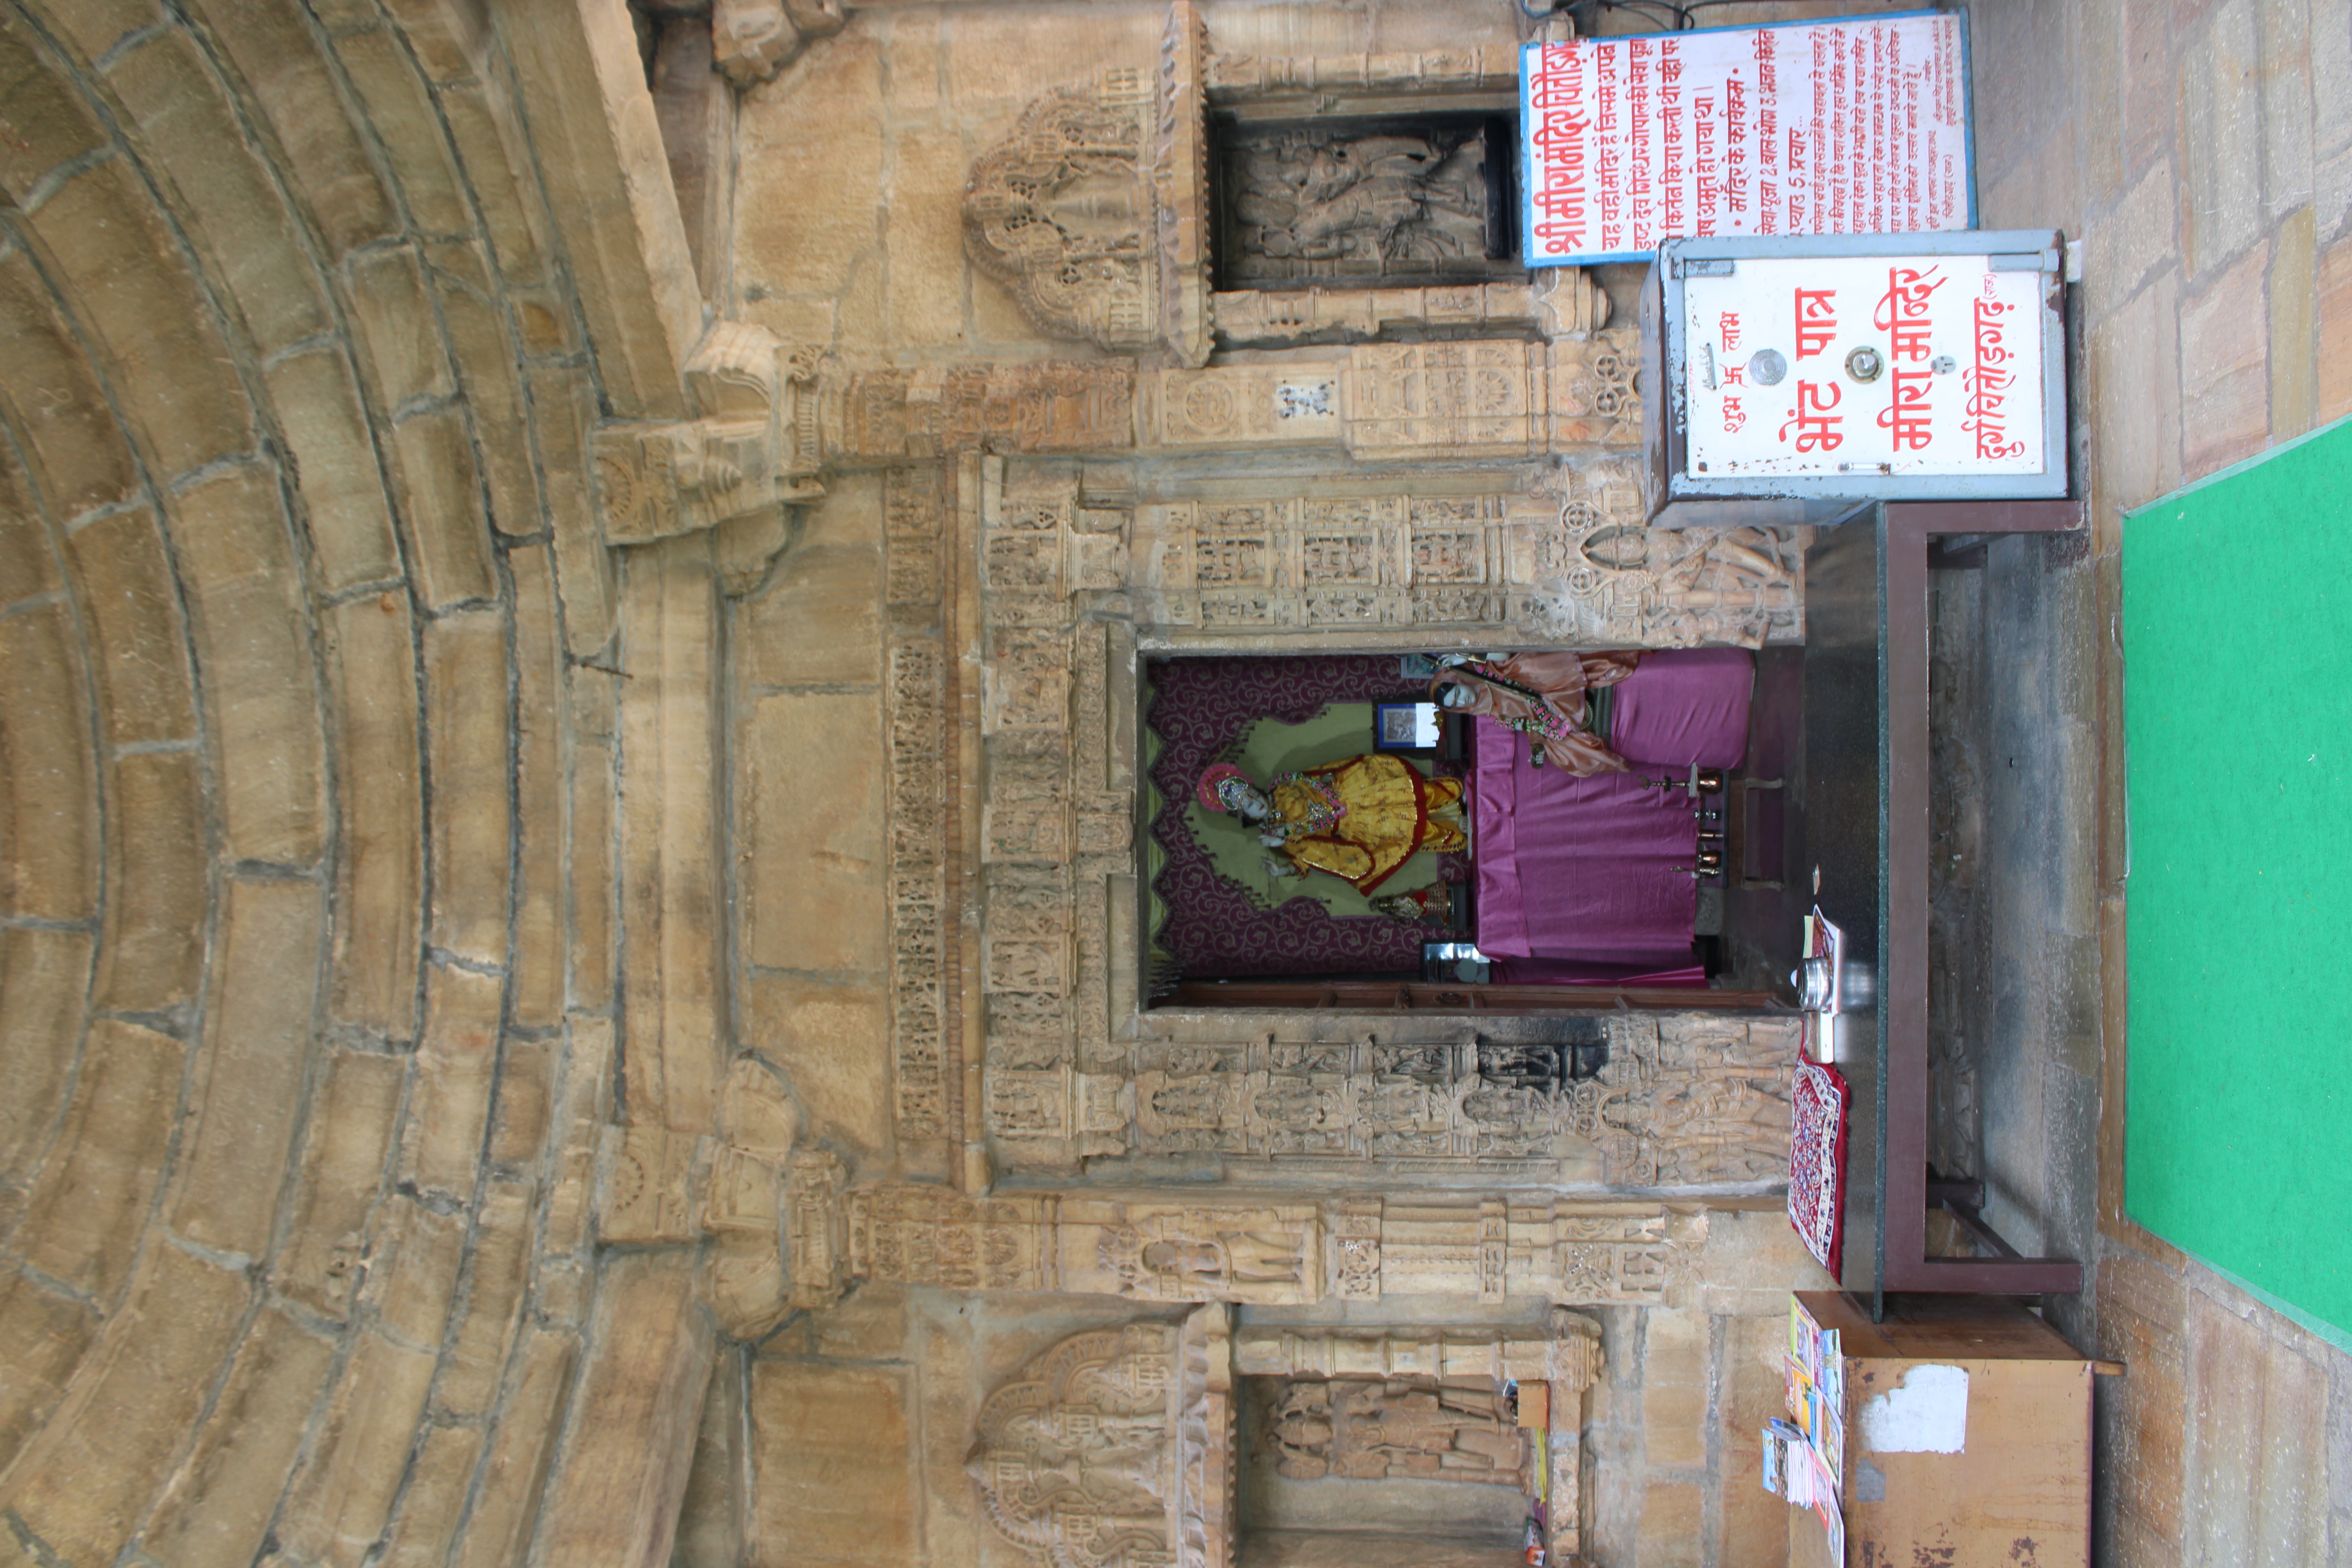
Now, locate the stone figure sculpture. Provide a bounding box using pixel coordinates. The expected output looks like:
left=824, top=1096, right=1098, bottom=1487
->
left=1267, top=1380, right=1527, bottom=1485
left=1228, top=129, right=1492, bottom=278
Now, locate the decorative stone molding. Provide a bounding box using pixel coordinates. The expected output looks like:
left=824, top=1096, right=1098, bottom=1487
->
left=969, top=1308, right=1235, bottom=1568
left=812, top=1184, right=1702, bottom=1308
left=1118, top=1017, right=1791, bottom=1187
left=1203, top=47, right=1520, bottom=104
left=961, top=4, right=1213, bottom=366
left=710, top=0, right=845, bottom=88
left=1209, top=275, right=1610, bottom=351
left=594, top=321, right=822, bottom=547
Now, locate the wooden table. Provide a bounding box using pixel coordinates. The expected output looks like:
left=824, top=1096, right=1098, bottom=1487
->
left=1787, top=1291, right=2102, bottom=1568
left=1801, top=503, right=2087, bottom=1315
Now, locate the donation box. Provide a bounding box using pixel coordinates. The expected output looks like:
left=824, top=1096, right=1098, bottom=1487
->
left=1642, top=230, right=2069, bottom=528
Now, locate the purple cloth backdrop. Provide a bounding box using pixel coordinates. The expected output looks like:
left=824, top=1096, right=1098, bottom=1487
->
left=1472, top=650, right=1753, bottom=966
left=1147, top=656, right=1426, bottom=978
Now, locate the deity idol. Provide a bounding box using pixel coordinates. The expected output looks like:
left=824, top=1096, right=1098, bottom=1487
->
left=1428, top=650, right=1644, bottom=774
left=1196, top=755, right=1465, bottom=895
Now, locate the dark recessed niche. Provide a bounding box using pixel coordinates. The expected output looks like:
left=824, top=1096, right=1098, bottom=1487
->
left=1211, top=113, right=1519, bottom=290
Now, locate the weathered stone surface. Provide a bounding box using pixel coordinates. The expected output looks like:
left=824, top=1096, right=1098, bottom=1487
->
left=367, top=1196, right=467, bottom=1354
left=402, top=962, right=505, bottom=1200
left=181, top=0, right=398, bottom=255
left=1639, top=1308, right=1706, bottom=1470
left=0, top=603, right=97, bottom=919
left=173, top=874, right=326, bottom=1257
left=450, top=1327, right=577, bottom=1568
left=1635, top=1477, right=1704, bottom=1568
left=440, top=79, right=553, bottom=285
left=0, top=250, right=136, bottom=518
left=742, top=971, right=892, bottom=1160
left=2318, top=229, right=2352, bottom=425
left=423, top=608, right=511, bottom=966
left=267, top=346, right=405, bottom=592
left=511, top=543, right=566, bottom=1028
left=537, top=1252, right=715, bottom=1568
left=333, top=25, right=472, bottom=238
left=276, top=1047, right=406, bottom=1318
left=0, top=926, right=91, bottom=1185
left=64, top=505, right=194, bottom=746
left=734, top=33, right=882, bottom=330
left=15, top=1018, right=180, bottom=1303
left=0, top=458, right=55, bottom=605
left=2178, top=238, right=2273, bottom=477
left=349, top=245, right=456, bottom=416
left=140, top=1306, right=337, bottom=1568
left=438, top=1180, right=533, bottom=1416
left=746, top=1361, right=915, bottom=1568
left=104, top=25, right=332, bottom=358
left=173, top=465, right=328, bottom=867
left=744, top=691, right=886, bottom=974
left=0, top=1274, right=98, bottom=1476
left=95, top=750, right=208, bottom=1013
left=737, top=474, right=883, bottom=687
left=27, top=158, right=254, bottom=477
left=619, top=535, right=724, bottom=1133
left=326, top=592, right=425, bottom=1033
left=429, top=239, right=545, bottom=539
left=380, top=1421, right=487, bottom=1568
left=278, top=1328, right=440, bottom=1568
left=2, top=1246, right=250, bottom=1568
left=392, top=403, right=498, bottom=610
left=497, top=0, right=699, bottom=422
left=0, top=16, right=109, bottom=200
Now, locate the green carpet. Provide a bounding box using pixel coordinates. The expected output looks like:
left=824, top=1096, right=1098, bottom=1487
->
left=2123, top=414, right=2352, bottom=1342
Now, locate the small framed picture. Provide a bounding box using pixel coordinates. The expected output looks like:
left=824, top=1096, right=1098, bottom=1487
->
left=1374, top=700, right=1439, bottom=751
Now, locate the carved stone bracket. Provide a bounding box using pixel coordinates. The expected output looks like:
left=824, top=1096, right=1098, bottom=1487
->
left=962, top=3, right=1212, bottom=366
left=594, top=321, right=823, bottom=575
left=970, top=1307, right=1235, bottom=1568
left=710, top=0, right=845, bottom=88
left=594, top=1057, right=844, bottom=1339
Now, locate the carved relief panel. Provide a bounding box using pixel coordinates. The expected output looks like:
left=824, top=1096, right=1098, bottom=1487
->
left=1215, top=119, right=1514, bottom=288
left=969, top=1309, right=1234, bottom=1568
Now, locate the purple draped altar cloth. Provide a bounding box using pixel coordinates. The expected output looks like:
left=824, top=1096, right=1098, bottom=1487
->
left=1473, top=649, right=1753, bottom=972
left=1147, top=656, right=1427, bottom=979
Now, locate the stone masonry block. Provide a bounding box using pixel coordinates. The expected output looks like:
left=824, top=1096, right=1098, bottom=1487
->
left=1634, top=1478, right=1704, bottom=1568
left=326, top=592, right=425, bottom=1034
left=0, top=20, right=110, bottom=201
left=423, top=607, right=512, bottom=966
left=347, top=245, right=453, bottom=417
left=428, top=241, right=545, bottom=539
left=437, top=1179, right=533, bottom=1417
left=173, top=875, right=325, bottom=1258
left=26, top=158, right=255, bottom=477
left=366, top=1196, right=466, bottom=1354
left=173, top=465, right=328, bottom=867
left=2, top=1246, right=250, bottom=1568
left=0, top=458, right=55, bottom=605
left=140, top=1305, right=337, bottom=1568
left=439, top=80, right=553, bottom=287
left=0, top=603, right=97, bottom=920
left=744, top=690, right=886, bottom=975
left=746, top=1361, right=915, bottom=1568
left=537, top=1254, right=715, bottom=1566
left=2179, top=238, right=2272, bottom=476
left=391, top=403, right=497, bottom=610
left=0, top=1276, right=98, bottom=1477
left=105, top=26, right=332, bottom=358
left=510, top=543, right=566, bottom=1029
left=182, top=0, right=397, bottom=256
left=379, top=1421, right=486, bottom=1568
left=266, top=346, right=405, bottom=593
left=2318, top=230, right=2352, bottom=424
left=95, top=750, right=208, bottom=1014
left=277, top=1328, right=439, bottom=1568
left=332, top=25, right=472, bottom=238
left=448, top=1327, right=577, bottom=1568
left=0, top=926, right=92, bottom=1185
left=402, top=961, right=505, bottom=1199
left=65, top=505, right=194, bottom=747
left=0, top=249, right=136, bottom=517
left=16, top=1018, right=180, bottom=1304
left=276, top=1047, right=407, bottom=1319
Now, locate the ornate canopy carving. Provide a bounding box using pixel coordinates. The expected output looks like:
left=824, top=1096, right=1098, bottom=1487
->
left=970, top=1308, right=1235, bottom=1568
left=961, top=7, right=1212, bottom=366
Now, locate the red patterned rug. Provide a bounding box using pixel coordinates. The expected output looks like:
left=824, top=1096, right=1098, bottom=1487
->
left=1789, top=1060, right=1851, bottom=1274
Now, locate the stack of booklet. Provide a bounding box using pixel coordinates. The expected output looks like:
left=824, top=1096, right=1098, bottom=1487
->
left=1761, top=1296, right=1846, bottom=1559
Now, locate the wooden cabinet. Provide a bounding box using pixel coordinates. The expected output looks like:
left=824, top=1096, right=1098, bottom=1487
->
left=1788, top=1292, right=2097, bottom=1568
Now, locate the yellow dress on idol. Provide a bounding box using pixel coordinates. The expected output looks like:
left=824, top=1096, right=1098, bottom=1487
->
left=1199, top=755, right=1465, bottom=895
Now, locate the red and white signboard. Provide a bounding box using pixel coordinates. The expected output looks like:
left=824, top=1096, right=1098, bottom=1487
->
left=1520, top=13, right=1973, bottom=265
left=1682, top=252, right=2046, bottom=478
